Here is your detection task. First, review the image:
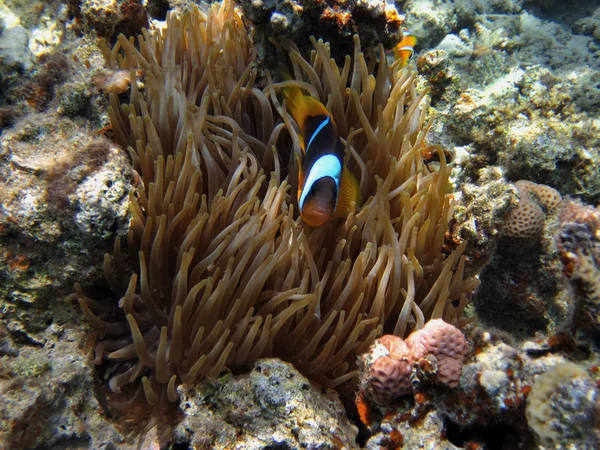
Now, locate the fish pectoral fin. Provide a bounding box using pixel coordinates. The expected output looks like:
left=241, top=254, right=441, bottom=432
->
left=335, top=168, right=361, bottom=219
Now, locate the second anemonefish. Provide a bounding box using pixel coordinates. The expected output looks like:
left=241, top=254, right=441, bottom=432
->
left=281, top=84, right=360, bottom=227
left=394, top=31, right=417, bottom=67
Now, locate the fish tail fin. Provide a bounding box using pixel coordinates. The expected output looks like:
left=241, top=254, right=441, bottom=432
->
left=335, top=167, right=361, bottom=219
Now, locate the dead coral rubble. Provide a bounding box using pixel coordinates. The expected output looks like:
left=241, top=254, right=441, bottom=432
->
left=73, top=0, right=478, bottom=433
left=526, top=362, right=600, bottom=449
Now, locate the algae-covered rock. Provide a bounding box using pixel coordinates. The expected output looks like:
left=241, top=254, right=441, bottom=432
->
left=0, top=320, right=125, bottom=449
left=558, top=199, right=600, bottom=335
left=57, top=81, right=92, bottom=117
left=174, top=358, right=359, bottom=449
left=452, top=167, right=518, bottom=272
left=366, top=408, right=461, bottom=450
left=241, top=0, right=404, bottom=80
left=526, top=362, right=600, bottom=449
left=0, top=112, right=132, bottom=340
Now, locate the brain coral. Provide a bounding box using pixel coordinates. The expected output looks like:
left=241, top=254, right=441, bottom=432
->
left=504, top=180, right=563, bottom=239
left=73, top=0, right=479, bottom=428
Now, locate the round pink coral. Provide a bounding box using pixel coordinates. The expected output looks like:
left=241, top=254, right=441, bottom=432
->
left=406, top=319, right=469, bottom=387
left=366, top=335, right=414, bottom=404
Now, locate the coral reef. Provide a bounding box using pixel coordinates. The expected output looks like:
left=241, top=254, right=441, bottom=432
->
left=0, top=113, right=131, bottom=333
left=360, top=325, right=600, bottom=449
left=504, top=180, right=563, bottom=240
left=0, top=0, right=597, bottom=447
left=241, top=0, right=405, bottom=77
left=472, top=213, right=568, bottom=336
left=365, top=407, right=461, bottom=449
left=78, top=0, right=148, bottom=39
left=71, top=0, right=477, bottom=434
left=0, top=320, right=125, bottom=449
left=450, top=167, right=518, bottom=272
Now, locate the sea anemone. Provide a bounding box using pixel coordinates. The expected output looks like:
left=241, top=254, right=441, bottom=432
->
left=73, top=0, right=478, bottom=429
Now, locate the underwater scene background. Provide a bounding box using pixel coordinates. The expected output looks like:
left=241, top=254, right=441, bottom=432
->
left=0, top=0, right=598, bottom=448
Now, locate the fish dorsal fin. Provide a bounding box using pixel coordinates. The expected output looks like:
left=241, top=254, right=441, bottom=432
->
left=282, top=87, right=330, bottom=138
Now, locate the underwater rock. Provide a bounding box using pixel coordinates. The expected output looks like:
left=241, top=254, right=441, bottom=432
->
left=558, top=199, right=600, bottom=335
left=365, top=408, right=461, bottom=450
left=526, top=362, right=600, bottom=449
left=0, top=26, right=34, bottom=71
left=174, top=358, right=359, bottom=449
left=472, top=195, right=569, bottom=336
left=356, top=326, right=598, bottom=449
left=56, top=81, right=92, bottom=118
left=436, top=329, right=596, bottom=448
left=0, top=321, right=125, bottom=449
left=402, top=0, right=457, bottom=49
left=0, top=112, right=131, bottom=337
left=417, top=3, right=600, bottom=204
left=451, top=167, right=519, bottom=272
left=446, top=64, right=600, bottom=203
left=417, top=49, right=462, bottom=107
left=573, top=6, right=600, bottom=41
left=79, top=0, right=148, bottom=39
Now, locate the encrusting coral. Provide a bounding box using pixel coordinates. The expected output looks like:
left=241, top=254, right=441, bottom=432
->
left=71, top=0, right=479, bottom=428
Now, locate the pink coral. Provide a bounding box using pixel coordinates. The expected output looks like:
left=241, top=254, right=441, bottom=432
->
left=359, top=320, right=469, bottom=404
left=406, top=319, right=469, bottom=387
left=367, top=336, right=415, bottom=404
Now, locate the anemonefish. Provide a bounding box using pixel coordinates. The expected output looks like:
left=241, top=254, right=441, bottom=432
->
left=282, top=85, right=360, bottom=227
left=394, top=31, right=417, bottom=67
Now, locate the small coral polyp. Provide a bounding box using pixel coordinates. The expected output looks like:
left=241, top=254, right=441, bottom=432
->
left=74, top=0, right=477, bottom=427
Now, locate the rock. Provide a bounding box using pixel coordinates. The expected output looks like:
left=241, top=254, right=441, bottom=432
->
left=451, top=168, right=519, bottom=272
left=174, top=358, right=359, bottom=449
left=0, top=26, right=34, bottom=70
left=0, top=321, right=125, bottom=449
left=0, top=112, right=132, bottom=341
left=526, top=362, right=600, bottom=448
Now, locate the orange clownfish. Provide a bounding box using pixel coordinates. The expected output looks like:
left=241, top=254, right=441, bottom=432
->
left=282, top=85, right=360, bottom=227
left=394, top=31, right=417, bottom=67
